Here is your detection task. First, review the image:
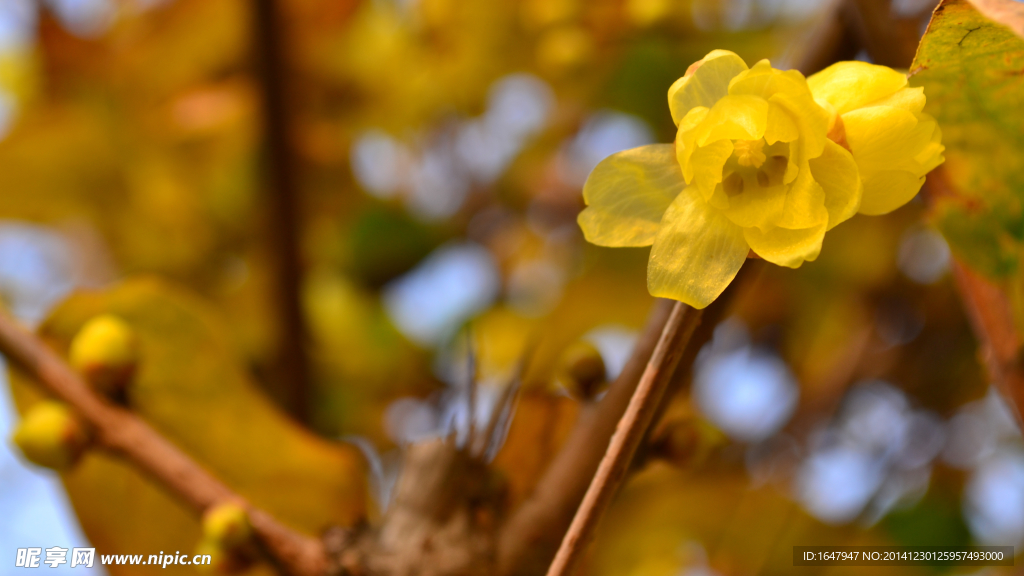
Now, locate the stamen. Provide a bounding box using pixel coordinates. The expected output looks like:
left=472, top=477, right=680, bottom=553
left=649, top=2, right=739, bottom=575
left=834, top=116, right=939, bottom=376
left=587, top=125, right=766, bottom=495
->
left=733, top=139, right=766, bottom=168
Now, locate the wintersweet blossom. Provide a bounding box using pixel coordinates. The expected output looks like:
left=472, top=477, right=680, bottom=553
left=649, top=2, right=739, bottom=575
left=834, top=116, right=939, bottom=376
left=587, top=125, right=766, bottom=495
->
left=808, top=61, right=944, bottom=216
left=578, top=50, right=944, bottom=309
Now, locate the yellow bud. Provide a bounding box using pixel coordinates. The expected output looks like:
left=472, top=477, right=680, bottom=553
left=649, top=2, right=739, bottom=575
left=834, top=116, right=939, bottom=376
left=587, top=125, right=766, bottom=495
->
left=69, top=315, right=139, bottom=396
left=12, top=401, right=91, bottom=470
left=202, top=503, right=252, bottom=549
left=558, top=341, right=606, bottom=400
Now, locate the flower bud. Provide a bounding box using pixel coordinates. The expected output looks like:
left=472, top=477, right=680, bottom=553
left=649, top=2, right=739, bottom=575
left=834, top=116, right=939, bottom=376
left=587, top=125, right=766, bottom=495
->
left=12, top=401, right=91, bottom=470
left=558, top=341, right=606, bottom=401
left=69, top=315, right=139, bottom=396
left=202, top=502, right=252, bottom=549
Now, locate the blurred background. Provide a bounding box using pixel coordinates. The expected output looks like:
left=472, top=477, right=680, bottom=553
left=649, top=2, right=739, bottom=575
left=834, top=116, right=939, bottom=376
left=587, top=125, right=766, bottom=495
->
left=0, top=0, right=1018, bottom=575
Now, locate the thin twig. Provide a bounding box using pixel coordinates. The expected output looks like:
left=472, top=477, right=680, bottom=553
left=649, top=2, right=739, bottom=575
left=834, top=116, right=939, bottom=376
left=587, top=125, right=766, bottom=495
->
left=0, top=311, right=326, bottom=576
left=640, top=261, right=762, bottom=460
left=497, top=299, right=674, bottom=575
left=545, top=301, right=702, bottom=576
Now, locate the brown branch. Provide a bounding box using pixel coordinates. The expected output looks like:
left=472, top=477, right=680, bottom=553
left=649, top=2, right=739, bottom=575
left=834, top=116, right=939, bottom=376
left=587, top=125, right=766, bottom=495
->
left=497, top=299, right=674, bottom=575
left=545, top=301, right=702, bottom=576
left=498, top=265, right=755, bottom=576
left=0, top=311, right=326, bottom=576
left=252, top=0, right=310, bottom=420
left=642, top=261, right=762, bottom=455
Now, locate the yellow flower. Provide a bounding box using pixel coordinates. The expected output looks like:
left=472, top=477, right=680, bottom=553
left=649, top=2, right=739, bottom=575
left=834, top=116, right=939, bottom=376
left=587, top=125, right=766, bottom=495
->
left=578, top=50, right=942, bottom=309
left=808, top=61, right=944, bottom=215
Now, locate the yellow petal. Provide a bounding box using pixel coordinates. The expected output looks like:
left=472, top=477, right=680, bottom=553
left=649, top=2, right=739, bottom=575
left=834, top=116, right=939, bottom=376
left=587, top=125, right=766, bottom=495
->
left=808, top=61, right=908, bottom=115
left=843, top=106, right=932, bottom=177
left=726, top=59, right=772, bottom=91
left=744, top=220, right=827, bottom=268
left=720, top=182, right=787, bottom=231
left=783, top=150, right=800, bottom=184
left=775, top=168, right=829, bottom=230
left=674, top=106, right=710, bottom=183
left=764, top=101, right=800, bottom=144
left=647, top=188, right=749, bottom=308
left=690, top=139, right=733, bottom=200
left=770, top=91, right=829, bottom=160
left=729, top=62, right=810, bottom=103
left=695, top=94, right=768, bottom=146
left=809, top=139, right=861, bottom=229
left=858, top=170, right=924, bottom=216
left=913, top=115, right=945, bottom=173
left=729, top=61, right=828, bottom=157
left=668, top=50, right=748, bottom=126
left=578, top=144, right=683, bottom=247
left=869, top=86, right=926, bottom=114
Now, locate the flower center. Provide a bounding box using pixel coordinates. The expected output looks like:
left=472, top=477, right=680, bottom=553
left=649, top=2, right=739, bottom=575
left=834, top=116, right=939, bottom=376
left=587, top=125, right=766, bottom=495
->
left=733, top=139, right=766, bottom=168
